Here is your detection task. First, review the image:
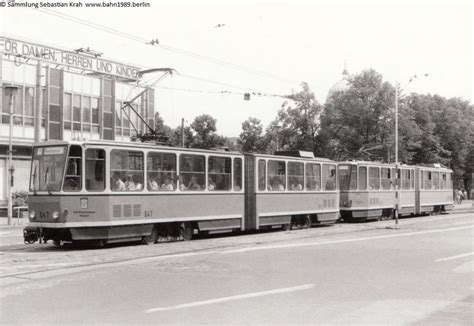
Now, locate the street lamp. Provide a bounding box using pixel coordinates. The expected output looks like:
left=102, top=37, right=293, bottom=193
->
left=274, top=124, right=282, bottom=151
left=4, top=85, right=19, bottom=226
left=394, top=74, right=429, bottom=227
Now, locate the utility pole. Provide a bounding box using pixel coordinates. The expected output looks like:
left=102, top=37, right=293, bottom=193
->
left=34, top=62, right=43, bottom=143
left=394, top=84, right=399, bottom=227
left=181, top=118, right=185, bottom=147
left=5, top=85, right=19, bottom=226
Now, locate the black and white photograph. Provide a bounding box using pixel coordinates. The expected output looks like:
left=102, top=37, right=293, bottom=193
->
left=0, top=0, right=473, bottom=324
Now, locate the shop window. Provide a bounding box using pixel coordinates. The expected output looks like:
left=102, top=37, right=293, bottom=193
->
left=91, top=98, right=99, bottom=125
left=64, top=93, right=72, bottom=122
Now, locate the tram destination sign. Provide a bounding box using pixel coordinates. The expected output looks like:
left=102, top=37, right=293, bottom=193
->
left=0, top=37, right=141, bottom=80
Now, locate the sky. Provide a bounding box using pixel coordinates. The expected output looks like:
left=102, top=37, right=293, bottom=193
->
left=1, top=0, right=472, bottom=137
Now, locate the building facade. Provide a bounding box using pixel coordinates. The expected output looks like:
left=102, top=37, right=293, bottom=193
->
left=0, top=36, right=155, bottom=202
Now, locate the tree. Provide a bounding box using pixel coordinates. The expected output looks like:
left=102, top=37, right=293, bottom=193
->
left=273, top=82, right=323, bottom=152
left=317, top=69, right=396, bottom=161
left=239, top=117, right=265, bottom=152
left=190, top=114, right=224, bottom=149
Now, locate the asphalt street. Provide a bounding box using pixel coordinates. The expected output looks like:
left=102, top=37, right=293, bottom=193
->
left=0, top=212, right=473, bottom=325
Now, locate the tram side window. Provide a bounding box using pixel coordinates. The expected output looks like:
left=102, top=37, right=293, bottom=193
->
left=258, top=159, right=266, bottom=191
left=179, top=154, right=205, bottom=191
left=410, top=170, right=415, bottom=189
left=110, top=150, right=144, bottom=191
left=288, top=162, right=304, bottom=191
left=267, top=160, right=286, bottom=191
left=234, top=158, right=242, bottom=191
left=368, top=167, right=380, bottom=190
left=423, top=171, right=431, bottom=190
left=432, top=171, right=439, bottom=189
left=402, top=169, right=410, bottom=190
left=381, top=168, right=392, bottom=190
left=305, top=163, right=321, bottom=191
left=85, top=149, right=105, bottom=191
left=322, top=164, right=336, bottom=191
left=446, top=173, right=452, bottom=189
left=338, top=165, right=357, bottom=191
left=440, top=172, right=446, bottom=189
left=147, top=152, right=176, bottom=191
left=63, top=145, right=82, bottom=192
left=358, top=166, right=367, bottom=190
left=208, top=156, right=231, bottom=191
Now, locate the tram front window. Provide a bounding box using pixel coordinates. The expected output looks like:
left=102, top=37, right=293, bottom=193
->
left=338, top=164, right=357, bottom=190
left=30, top=146, right=67, bottom=192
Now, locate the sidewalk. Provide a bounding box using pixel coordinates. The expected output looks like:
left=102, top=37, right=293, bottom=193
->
left=452, top=199, right=474, bottom=212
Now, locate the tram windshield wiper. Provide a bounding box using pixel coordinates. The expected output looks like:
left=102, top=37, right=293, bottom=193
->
left=32, top=165, right=37, bottom=195
left=44, top=167, right=52, bottom=195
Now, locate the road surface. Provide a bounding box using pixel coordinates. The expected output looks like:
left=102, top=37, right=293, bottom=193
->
left=0, top=212, right=473, bottom=324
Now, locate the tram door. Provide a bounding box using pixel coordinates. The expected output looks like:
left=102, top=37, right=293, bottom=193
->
left=415, top=168, right=421, bottom=215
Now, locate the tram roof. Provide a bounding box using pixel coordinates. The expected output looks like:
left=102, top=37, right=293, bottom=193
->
left=32, top=140, right=244, bottom=156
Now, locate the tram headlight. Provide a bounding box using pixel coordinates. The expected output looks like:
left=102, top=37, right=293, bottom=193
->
left=52, top=211, right=60, bottom=219
left=29, top=210, right=36, bottom=219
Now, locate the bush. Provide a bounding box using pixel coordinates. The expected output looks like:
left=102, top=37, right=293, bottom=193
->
left=12, top=190, right=28, bottom=207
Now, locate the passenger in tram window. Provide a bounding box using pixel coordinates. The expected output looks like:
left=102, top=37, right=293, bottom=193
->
left=125, top=176, right=136, bottom=191
left=178, top=175, right=187, bottom=191
left=112, top=172, right=126, bottom=191
left=187, top=176, right=201, bottom=190
left=149, top=177, right=159, bottom=191
left=161, top=177, right=174, bottom=191
left=134, top=175, right=143, bottom=191
left=208, top=177, right=217, bottom=191
left=326, top=170, right=336, bottom=190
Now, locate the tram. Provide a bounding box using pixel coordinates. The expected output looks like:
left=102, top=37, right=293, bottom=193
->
left=25, top=141, right=339, bottom=245
left=338, top=161, right=453, bottom=222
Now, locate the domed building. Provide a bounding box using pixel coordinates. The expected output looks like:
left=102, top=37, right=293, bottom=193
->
left=326, top=64, right=350, bottom=103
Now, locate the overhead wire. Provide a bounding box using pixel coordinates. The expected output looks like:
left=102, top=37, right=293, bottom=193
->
left=37, top=8, right=301, bottom=86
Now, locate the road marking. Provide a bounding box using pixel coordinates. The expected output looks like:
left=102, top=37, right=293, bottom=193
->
left=223, top=224, right=474, bottom=254
left=145, top=284, right=315, bottom=313
left=435, top=252, right=474, bottom=262
left=0, top=231, right=14, bottom=235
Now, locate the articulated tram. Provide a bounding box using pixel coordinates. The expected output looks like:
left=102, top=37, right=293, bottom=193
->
left=26, top=141, right=339, bottom=245
left=338, top=161, right=453, bottom=222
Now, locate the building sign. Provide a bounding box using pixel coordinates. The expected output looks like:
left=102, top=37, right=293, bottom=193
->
left=0, top=37, right=141, bottom=80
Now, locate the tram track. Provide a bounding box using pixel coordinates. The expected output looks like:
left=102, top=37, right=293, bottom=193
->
left=1, top=212, right=472, bottom=286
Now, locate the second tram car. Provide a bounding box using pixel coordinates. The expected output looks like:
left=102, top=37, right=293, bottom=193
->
left=338, top=161, right=453, bottom=222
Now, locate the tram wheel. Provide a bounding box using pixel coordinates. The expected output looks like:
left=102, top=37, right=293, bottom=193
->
left=180, top=222, right=194, bottom=241
left=142, top=225, right=158, bottom=245
left=282, top=223, right=291, bottom=231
